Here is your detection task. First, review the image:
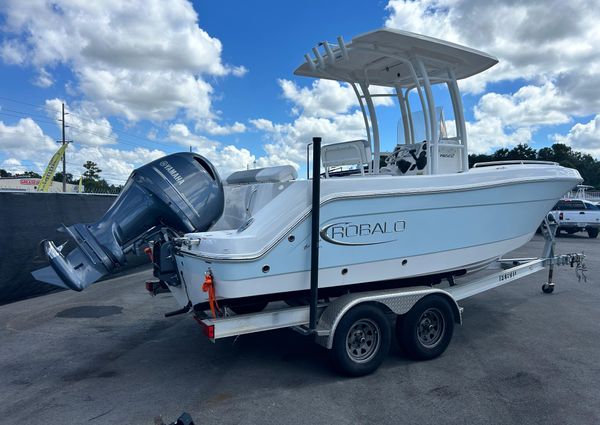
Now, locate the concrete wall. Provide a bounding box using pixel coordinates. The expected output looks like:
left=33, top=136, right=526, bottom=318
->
left=0, top=192, right=149, bottom=303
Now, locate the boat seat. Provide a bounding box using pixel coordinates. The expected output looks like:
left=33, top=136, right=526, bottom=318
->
left=381, top=142, right=428, bottom=175
left=226, top=165, right=298, bottom=185
left=321, top=139, right=371, bottom=177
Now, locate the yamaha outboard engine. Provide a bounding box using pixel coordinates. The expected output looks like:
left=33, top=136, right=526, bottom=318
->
left=32, top=152, right=224, bottom=291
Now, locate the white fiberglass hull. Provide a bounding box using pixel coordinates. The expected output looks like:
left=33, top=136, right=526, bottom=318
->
left=169, top=164, right=581, bottom=308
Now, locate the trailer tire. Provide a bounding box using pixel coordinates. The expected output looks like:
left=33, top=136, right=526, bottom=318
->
left=588, top=228, right=598, bottom=239
left=397, top=294, right=454, bottom=361
left=229, top=301, right=269, bottom=315
left=542, top=283, right=554, bottom=294
left=330, top=304, right=391, bottom=377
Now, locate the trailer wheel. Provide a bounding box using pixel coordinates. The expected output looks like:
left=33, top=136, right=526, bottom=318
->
left=229, top=301, right=269, bottom=315
left=588, top=228, right=598, bottom=239
left=330, top=304, right=391, bottom=377
left=397, top=295, right=454, bottom=361
left=542, top=283, right=554, bottom=294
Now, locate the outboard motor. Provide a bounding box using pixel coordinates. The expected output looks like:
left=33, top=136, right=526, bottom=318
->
left=32, top=152, right=224, bottom=291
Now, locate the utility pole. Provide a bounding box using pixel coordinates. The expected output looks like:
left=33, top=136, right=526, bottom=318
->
left=58, top=103, right=71, bottom=192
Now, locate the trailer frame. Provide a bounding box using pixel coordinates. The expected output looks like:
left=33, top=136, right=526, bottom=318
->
left=195, top=217, right=586, bottom=375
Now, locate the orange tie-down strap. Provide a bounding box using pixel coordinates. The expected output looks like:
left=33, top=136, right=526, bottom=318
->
left=202, top=271, right=221, bottom=318
left=143, top=247, right=153, bottom=261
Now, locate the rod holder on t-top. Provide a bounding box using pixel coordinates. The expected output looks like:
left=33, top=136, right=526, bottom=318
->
left=309, top=136, right=322, bottom=330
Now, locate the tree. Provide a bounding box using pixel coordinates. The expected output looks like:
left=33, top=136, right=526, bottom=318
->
left=82, top=177, right=122, bottom=194
left=0, top=169, right=11, bottom=177
left=537, top=147, right=554, bottom=162
left=492, top=148, right=510, bottom=161
left=83, top=161, right=102, bottom=180
left=53, top=171, right=75, bottom=184
left=507, top=144, right=536, bottom=160
left=468, top=153, right=492, bottom=168
left=19, top=171, right=42, bottom=178
left=468, top=142, right=600, bottom=188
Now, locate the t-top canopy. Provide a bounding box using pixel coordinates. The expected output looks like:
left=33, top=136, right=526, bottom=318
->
left=294, top=28, right=498, bottom=87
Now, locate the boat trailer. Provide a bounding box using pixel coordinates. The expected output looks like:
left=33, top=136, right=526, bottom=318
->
left=192, top=139, right=587, bottom=376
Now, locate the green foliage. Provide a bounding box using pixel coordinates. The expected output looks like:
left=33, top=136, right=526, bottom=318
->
left=53, top=171, right=76, bottom=184
left=20, top=170, right=42, bottom=178
left=469, top=143, right=600, bottom=188
left=0, top=169, right=42, bottom=178
left=82, top=161, right=102, bottom=180
left=81, top=178, right=122, bottom=194
left=79, top=161, right=122, bottom=193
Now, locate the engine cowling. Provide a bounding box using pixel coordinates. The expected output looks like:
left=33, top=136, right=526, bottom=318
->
left=32, top=152, right=224, bottom=291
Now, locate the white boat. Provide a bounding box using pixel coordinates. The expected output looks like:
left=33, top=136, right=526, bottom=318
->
left=164, top=28, right=580, bottom=309
left=33, top=28, right=582, bottom=313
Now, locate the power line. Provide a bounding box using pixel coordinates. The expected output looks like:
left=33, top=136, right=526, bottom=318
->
left=0, top=95, right=63, bottom=114
left=0, top=111, right=58, bottom=127
left=0, top=110, right=170, bottom=150
left=0, top=107, right=57, bottom=122
left=0, top=103, right=174, bottom=150
left=0, top=96, right=170, bottom=148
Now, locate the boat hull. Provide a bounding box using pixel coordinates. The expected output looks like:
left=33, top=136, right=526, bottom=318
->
left=171, top=173, right=578, bottom=307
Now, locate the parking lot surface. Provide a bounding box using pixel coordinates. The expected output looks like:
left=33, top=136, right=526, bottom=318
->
left=1, top=234, right=599, bottom=425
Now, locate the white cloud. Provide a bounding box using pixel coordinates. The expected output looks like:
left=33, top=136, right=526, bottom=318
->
left=279, top=79, right=394, bottom=118
left=381, top=0, right=600, bottom=157
left=465, top=117, right=532, bottom=154
left=32, top=68, right=54, bottom=88
left=45, top=99, right=118, bottom=146
left=231, top=65, right=248, bottom=77
left=279, top=79, right=358, bottom=118
left=168, top=123, right=220, bottom=152
left=0, top=0, right=246, bottom=123
left=474, top=83, right=572, bottom=128
left=449, top=81, right=575, bottom=154
left=247, top=69, right=403, bottom=170
left=75, top=67, right=215, bottom=121
left=66, top=145, right=166, bottom=183
left=0, top=116, right=165, bottom=183
left=167, top=123, right=267, bottom=176
left=0, top=39, right=27, bottom=65
left=553, top=115, right=600, bottom=158
left=457, top=80, right=590, bottom=154
left=0, top=118, right=58, bottom=159
left=251, top=111, right=368, bottom=166
left=248, top=74, right=389, bottom=170
left=2, top=158, right=22, bottom=166
left=385, top=0, right=600, bottom=115
left=195, top=120, right=247, bottom=136
left=0, top=158, right=27, bottom=174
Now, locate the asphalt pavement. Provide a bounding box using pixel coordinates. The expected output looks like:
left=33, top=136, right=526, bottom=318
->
left=1, top=234, right=599, bottom=425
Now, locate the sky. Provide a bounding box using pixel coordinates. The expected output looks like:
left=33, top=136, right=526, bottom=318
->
left=0, top=0, right=599, bottom=184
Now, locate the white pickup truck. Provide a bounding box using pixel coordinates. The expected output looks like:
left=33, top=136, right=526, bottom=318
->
left=551, top=199, right=600, bottom=238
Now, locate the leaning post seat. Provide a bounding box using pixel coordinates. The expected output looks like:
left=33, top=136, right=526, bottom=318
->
left=320, top=139, right=372, bottom=177
left=226, top=165, right=298, bottom=185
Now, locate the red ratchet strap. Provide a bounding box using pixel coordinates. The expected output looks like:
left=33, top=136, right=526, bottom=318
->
left=202, top=271, right=221, bottom=318
left=143, top=247, right=153, bottom=261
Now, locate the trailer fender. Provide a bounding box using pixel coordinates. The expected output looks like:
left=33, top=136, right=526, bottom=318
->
left=315, top=287, right=461, bottom=349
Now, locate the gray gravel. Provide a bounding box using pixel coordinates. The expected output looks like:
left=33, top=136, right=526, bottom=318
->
left=1, top=234, right=599, bottom=425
